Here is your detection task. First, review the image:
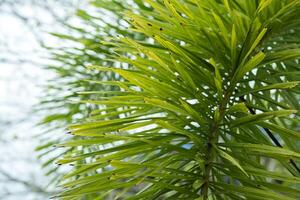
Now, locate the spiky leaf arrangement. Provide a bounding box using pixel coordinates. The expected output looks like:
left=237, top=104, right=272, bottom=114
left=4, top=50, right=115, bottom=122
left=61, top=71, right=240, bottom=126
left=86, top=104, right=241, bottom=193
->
left=36, top=1, right=144, bottom=183
left=52, top=0, right=300, bottom=199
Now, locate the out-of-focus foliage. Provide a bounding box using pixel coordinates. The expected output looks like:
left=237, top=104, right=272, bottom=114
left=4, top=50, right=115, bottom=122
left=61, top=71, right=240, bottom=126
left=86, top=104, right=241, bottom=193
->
left=36, top=0, right=147, bottom=186
left=41, top=0, right=300, bottom=199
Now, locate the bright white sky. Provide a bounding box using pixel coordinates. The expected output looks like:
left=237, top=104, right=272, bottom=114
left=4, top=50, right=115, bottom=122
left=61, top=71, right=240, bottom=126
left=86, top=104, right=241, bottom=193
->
left=0, top=1, right=83, bottom=199
left=0, top=13, right=52, bottom=200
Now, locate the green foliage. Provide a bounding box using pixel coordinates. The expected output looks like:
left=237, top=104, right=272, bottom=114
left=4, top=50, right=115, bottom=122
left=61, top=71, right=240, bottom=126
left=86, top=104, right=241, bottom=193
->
left=36, top=1, right=140, bottom=183
left=41, top=0, right=300, bottom=199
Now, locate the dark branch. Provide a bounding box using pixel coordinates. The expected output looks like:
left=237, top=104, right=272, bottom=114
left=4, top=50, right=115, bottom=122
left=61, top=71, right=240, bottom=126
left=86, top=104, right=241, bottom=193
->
left=239, top=95, right=300, bottom=175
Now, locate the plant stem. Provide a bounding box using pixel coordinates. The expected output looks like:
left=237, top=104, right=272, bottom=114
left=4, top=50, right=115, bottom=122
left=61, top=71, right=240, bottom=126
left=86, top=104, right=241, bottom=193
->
left=201, top=93, right=231, bottom=199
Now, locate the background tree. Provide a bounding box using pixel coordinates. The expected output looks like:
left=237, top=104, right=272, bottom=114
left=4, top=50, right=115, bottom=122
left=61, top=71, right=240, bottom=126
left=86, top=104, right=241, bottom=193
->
left=0, top=0, right=84, bottom=199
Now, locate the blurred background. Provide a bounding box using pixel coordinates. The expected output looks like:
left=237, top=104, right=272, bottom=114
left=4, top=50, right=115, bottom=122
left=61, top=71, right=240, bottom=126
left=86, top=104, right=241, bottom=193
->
left=0, top=1, right=86, bottom=199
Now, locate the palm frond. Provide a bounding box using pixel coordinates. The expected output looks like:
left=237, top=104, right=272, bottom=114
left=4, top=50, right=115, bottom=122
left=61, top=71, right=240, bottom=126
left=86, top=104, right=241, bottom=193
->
left=47, top=0, right=300, bottom=199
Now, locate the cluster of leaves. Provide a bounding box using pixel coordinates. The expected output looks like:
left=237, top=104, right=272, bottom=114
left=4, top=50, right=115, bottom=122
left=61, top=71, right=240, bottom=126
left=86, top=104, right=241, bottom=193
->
left=41, top=0, right=300, bottom=199
left=36, top=0, right=141, bottom=184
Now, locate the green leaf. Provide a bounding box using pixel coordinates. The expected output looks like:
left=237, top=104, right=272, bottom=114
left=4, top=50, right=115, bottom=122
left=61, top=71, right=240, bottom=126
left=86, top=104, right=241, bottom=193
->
left=215, top=146, right=248, bottom=176
left=220, top=143, right=300, bottom=159
left=237, top=81, right=300, bottom=96
left=226, top=102, right=249, bottom=115
left=233, top=51, right=265, bottom=83
left=230, top=110, right=297, bottom=127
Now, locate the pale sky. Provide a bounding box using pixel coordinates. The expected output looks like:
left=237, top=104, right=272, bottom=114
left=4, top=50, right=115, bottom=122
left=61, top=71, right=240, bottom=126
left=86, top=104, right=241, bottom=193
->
left=0, top=1, right=83, bottom=199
